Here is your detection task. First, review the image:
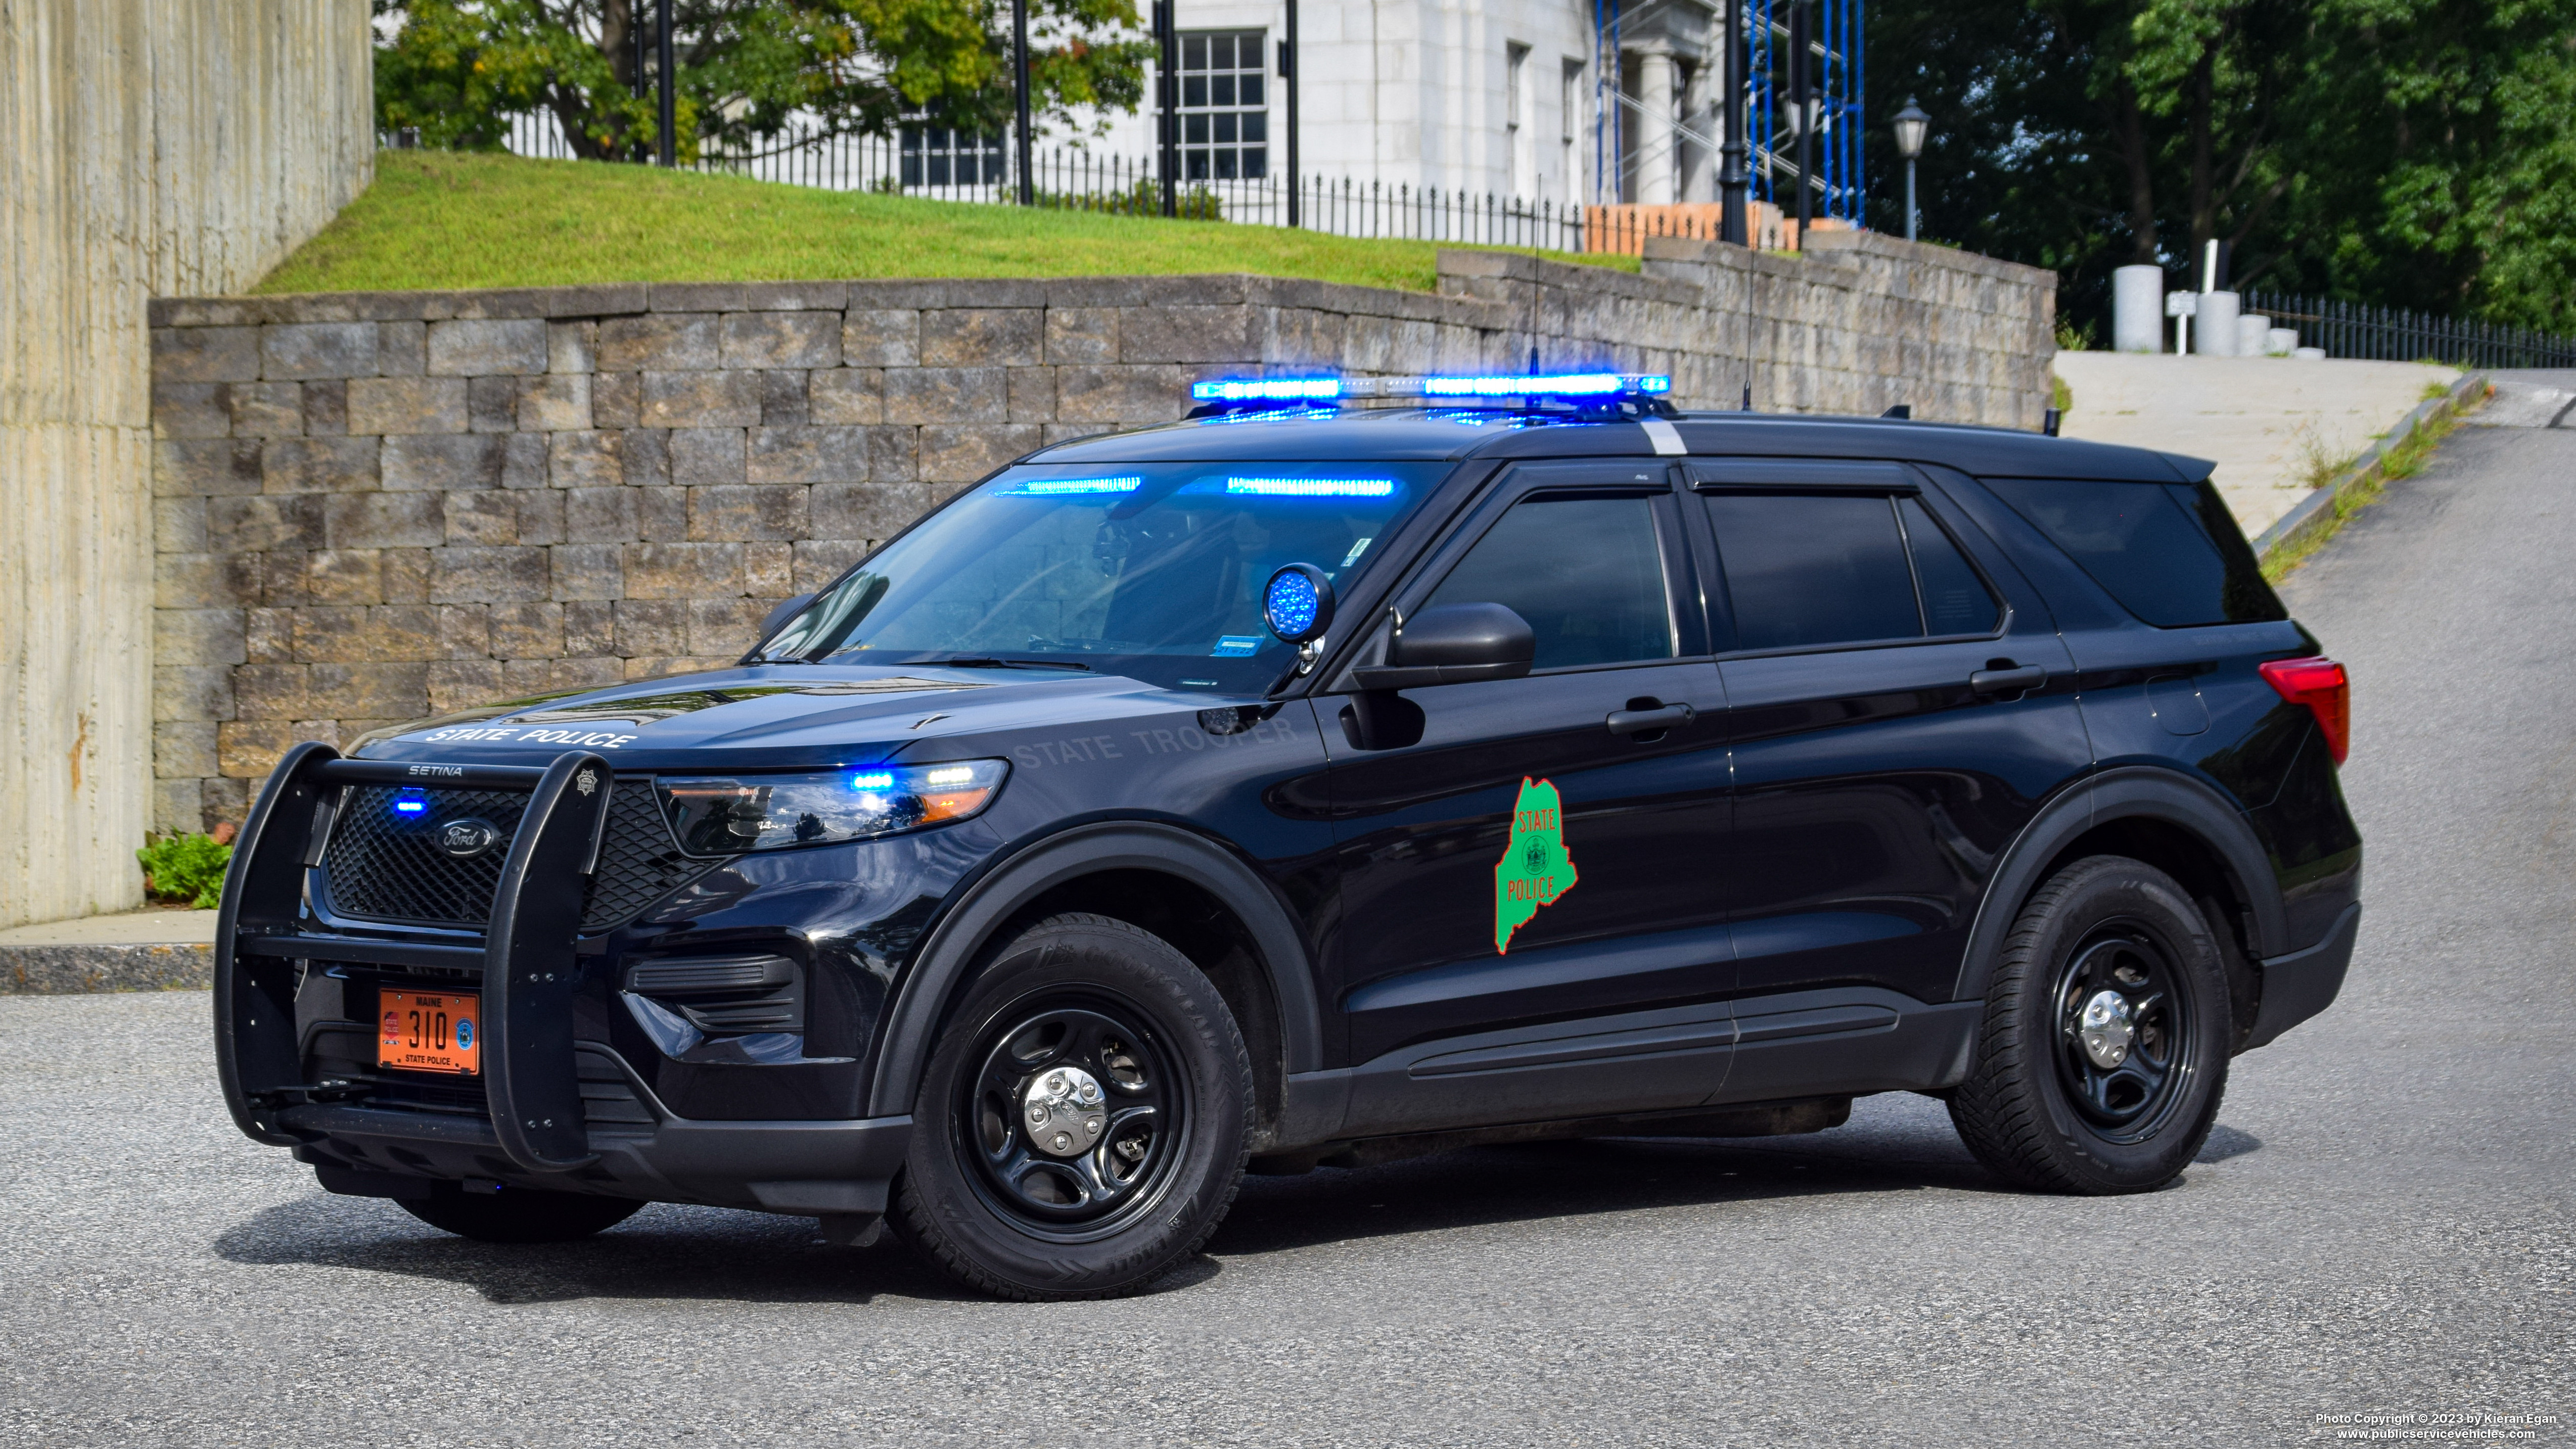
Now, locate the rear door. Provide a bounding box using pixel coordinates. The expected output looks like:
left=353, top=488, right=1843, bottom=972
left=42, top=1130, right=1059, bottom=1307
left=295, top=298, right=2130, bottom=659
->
left=1321, top=461, right=1735, bottom=1128
left=1693, top=460, right=2092, bottom=1030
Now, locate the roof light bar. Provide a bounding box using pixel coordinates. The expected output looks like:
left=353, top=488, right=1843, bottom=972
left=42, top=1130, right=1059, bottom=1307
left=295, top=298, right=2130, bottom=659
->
left=1417, top=372, right=1670, bottom=397
left=1190, top=372, right=1672, bottom=406
left=1190, top=378, right=1345, bottom=402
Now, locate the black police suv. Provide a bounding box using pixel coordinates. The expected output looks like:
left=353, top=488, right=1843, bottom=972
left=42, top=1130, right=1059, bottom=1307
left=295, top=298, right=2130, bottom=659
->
left=214, top=372, right=2361, bottom=1300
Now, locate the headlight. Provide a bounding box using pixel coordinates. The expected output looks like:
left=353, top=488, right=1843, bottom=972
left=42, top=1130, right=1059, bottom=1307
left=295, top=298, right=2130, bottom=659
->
left=657, top=760, right=1008, bottom=854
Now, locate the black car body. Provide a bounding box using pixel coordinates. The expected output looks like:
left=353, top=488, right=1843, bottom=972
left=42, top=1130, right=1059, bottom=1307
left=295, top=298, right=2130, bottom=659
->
left=215, top=383, right=2362, bottom=1295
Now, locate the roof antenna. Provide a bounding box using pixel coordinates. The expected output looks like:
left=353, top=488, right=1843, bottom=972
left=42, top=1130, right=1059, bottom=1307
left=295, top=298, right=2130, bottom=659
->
left=1528, top=230, right=1543, bottom=374
left=1739, top=243, right=1755, bottom=410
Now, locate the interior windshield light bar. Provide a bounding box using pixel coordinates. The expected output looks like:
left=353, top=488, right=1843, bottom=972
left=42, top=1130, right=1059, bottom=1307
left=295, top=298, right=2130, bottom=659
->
left=1009, top=476, right=1140, bottom=495
left=1226, top=477, right=1398, bottom=497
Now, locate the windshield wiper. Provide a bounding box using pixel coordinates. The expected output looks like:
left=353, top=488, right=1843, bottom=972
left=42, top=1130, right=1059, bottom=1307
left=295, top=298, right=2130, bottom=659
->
left=914, top=656, right=1095, bottom=672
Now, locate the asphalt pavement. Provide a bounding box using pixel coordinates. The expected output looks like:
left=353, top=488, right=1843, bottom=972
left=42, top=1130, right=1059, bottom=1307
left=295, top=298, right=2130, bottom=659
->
left=5, top=414, right=2572, bottom=1447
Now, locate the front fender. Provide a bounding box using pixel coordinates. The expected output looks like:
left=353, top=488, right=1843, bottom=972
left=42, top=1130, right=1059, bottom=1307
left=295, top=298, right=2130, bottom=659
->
left=863, top=821, right=1326, bottom=1117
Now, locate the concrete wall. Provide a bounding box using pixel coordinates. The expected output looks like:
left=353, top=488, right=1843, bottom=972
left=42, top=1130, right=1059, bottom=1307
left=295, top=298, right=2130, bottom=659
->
left=2, top=0, right=374, bottom=927
left=146, top=235, right=2053, bottom=831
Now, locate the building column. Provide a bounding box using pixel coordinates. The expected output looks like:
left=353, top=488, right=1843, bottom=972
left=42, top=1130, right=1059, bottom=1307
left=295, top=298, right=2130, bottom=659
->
left=1633, top=49, right=1677, bottom=205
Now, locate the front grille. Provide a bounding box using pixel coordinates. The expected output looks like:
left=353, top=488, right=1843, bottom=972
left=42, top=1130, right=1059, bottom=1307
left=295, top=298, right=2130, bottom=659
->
left=324, top=787, right=525, bottom=925
left=579, top=784, right=722, bottom=931
left=320, top=779, right=725, bottom=933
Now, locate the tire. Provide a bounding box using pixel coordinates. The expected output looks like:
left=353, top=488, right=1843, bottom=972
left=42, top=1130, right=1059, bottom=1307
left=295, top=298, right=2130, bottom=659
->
left=1950, top=855, right=2232, bottom=1194
left=892, top=913, right=1252, bottom=1300
left=397, top=1183, right=643, bottom=1243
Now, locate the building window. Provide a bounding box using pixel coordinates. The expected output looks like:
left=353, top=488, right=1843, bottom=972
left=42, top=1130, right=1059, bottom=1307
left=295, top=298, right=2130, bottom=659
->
left=1507, top=42, right=1533, bottom=199
left=1561, top=59, right=1585, bottom=201
left=901, top=124, right=1004, bottom=188
left=1179, top=30, right=1267, bottom=180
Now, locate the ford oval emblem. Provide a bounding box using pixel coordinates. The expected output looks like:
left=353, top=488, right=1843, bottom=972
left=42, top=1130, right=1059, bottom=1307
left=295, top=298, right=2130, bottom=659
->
left=436, top=817, right=504, bottom=859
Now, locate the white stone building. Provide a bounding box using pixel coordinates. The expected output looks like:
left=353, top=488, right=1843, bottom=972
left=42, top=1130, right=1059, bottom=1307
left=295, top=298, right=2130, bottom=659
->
left=1066, top=0, right=1728, bottom=207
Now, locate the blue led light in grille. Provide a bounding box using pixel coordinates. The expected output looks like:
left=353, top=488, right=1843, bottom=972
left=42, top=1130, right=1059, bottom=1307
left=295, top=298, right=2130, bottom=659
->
left=848, top=771, right=895, bottom=791
left=392, top=792, right=428, bottom=815
left=1225, top=477, right=1397, bottom=497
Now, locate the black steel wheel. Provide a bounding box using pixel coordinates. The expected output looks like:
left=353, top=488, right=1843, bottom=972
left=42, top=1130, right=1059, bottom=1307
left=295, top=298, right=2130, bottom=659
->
left=893, top=914, right=1251, bottom=1299
left=2049, top=925, right=2195, bottom=1143
left=959, top=1000, right=1187, bottom=1238
left=1951, top=855, right=2232, bottom=1194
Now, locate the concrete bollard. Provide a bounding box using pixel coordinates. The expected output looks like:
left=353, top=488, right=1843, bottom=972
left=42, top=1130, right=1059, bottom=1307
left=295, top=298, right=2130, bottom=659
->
left=2112, top=265, right=2165, bottom=353
left=2267, top=327, right=2298, bottom=357
left=2197, top=291, right=2241, bottom=356
left=2238, top=314, right=2273, bottom=356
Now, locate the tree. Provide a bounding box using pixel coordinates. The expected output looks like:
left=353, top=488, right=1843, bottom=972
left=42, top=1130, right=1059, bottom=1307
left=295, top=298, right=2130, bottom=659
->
left=1864, top=0, right=2576, bottom=336
left=372, top=0, right=1153, bottom=163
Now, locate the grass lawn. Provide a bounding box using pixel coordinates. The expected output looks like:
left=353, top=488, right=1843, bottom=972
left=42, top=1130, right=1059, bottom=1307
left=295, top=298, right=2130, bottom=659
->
left=255, top=151, right=1638, bottom=295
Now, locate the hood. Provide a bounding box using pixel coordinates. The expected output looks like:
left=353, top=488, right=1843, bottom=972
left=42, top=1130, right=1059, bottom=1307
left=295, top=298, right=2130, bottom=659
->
left=350, top=664, right=1240, bottom=772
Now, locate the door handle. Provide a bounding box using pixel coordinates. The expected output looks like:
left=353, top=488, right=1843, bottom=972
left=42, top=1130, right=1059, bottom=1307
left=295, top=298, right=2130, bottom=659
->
left=1969, top=663, right=2048, bottom=696
left=1606, top=703, right=1695, bottom=736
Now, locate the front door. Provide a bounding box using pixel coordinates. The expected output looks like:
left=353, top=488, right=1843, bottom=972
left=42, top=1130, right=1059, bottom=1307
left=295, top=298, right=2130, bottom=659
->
left=1321, top=462, right=1734, bottom=1131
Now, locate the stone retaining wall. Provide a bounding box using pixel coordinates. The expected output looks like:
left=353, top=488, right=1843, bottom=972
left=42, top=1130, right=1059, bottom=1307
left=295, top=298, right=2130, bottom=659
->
left=147, top=236, right=2054, bottom=832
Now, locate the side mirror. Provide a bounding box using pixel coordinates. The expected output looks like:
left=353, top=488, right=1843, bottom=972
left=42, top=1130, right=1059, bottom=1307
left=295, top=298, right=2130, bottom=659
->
left=757, top=593, right=815, bottom=644
left=1348, top=603, right=1536, bottom=691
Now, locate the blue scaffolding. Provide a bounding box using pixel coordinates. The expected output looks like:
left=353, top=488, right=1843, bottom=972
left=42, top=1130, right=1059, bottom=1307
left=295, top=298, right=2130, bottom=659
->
left=1586, top=0, right=1866, bottom=226
left=1749, top=0, right=1866, bottom=226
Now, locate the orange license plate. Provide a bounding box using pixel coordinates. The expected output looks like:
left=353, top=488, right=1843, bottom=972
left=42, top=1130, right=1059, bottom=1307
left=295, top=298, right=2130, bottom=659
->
left=379, top=988, right=481, bottom=1075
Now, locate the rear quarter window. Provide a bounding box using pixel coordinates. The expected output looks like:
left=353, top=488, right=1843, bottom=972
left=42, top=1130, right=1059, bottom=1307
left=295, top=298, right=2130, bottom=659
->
left=1985, top=477, right=2285, bottom=626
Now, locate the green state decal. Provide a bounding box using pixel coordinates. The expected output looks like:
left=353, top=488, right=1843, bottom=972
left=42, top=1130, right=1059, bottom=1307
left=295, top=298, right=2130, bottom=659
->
left=1494, top=777, right=1579, bottom=954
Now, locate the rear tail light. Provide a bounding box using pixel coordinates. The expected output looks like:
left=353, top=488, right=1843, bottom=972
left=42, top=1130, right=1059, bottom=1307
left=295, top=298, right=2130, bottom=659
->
left=2259, top=657, right=2350, bottom=764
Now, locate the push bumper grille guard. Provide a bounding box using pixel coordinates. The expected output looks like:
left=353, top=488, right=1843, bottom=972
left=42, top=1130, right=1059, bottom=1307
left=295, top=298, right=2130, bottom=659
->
left=214, top=742, right=615, bottom=1174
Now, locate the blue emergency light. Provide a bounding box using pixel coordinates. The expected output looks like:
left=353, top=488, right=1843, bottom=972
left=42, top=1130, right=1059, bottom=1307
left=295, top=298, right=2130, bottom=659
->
left=1190, top=378, right=1345, bottom=403
left=1009, top=476, right=1139, bottom=496
left=1419, top=372, right=1670, bottom=397
left=1226, top=477, right=1397, bottom=497
left=1189, top=372, right=1673, bottom=410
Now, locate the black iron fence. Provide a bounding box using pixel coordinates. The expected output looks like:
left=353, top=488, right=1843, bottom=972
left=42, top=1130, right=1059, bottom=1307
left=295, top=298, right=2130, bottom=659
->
left=490, top=113, right=1786, bottom=257
left=2245, top=291, right=2576, bottom=368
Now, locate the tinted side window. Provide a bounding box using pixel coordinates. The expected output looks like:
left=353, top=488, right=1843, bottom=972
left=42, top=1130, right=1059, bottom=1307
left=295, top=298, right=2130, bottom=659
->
left=1705, top=493, right=1920, bottom=649
left=1425, top=495, right=1674, bottom=669
left=1899, top=496, right=2003, bottom=635
left=1985, top=477, right=2287, bottom=626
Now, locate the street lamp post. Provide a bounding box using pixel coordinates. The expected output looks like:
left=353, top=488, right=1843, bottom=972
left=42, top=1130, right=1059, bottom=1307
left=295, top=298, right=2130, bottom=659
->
left=1282, top=0, right=1300, bottom=228
left=1013, top=0, right=1034, bottom=205
left=1718, top=0, right=1749, bottom=245
left=1893, top=97, right=1928, bottom=243
left=1788, top=0, right=1812, bottom=247
left=656, top=0, right=675, bottom=167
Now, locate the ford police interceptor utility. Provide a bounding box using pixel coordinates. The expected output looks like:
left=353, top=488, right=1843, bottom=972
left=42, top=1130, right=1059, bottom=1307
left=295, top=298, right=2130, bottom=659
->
left=214, top=371, right=2361, bottom=1299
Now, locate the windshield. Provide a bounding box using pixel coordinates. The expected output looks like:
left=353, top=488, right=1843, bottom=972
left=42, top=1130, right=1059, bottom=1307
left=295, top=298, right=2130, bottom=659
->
left=757, top=461, right=1448, bottom=690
